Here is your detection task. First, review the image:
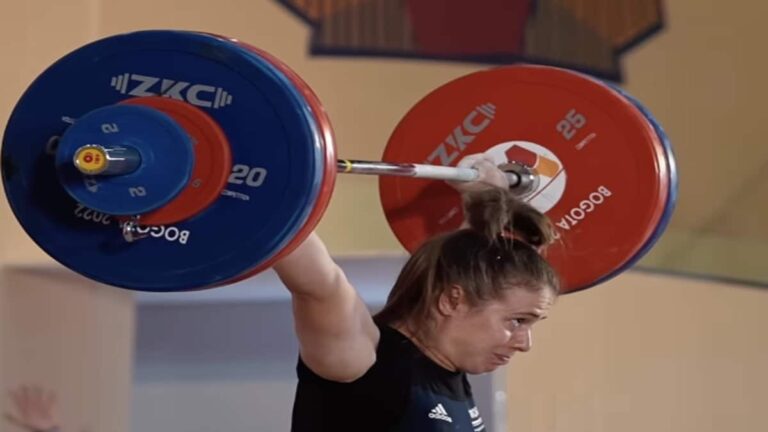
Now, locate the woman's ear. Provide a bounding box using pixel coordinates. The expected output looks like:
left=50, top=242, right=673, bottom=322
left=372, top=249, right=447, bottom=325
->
left=437, top=285, right=465, bottom=316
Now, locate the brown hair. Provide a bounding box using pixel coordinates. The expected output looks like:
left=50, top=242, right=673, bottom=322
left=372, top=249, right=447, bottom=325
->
left=374, top=188, right=560, bottom=330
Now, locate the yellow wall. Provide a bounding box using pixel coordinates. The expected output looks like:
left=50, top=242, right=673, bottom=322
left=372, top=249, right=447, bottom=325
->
left=506, top=270, right=768, bottom=432
left=2, top=1, right=768, bottom=432
left=624, top=1, right=768, bottom=281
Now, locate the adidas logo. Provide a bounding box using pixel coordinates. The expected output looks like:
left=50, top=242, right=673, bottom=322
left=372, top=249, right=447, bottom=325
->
left=469, top=406, right=485, bottom=431
left=428, top=403, right=453, bottom=423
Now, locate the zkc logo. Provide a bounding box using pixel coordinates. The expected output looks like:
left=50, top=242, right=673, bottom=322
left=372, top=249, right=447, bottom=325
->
left=110, top=73, right=233, bottom=109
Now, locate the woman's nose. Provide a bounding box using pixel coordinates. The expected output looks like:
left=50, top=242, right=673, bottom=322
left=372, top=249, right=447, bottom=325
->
left=511, top=327, right=532, bottom=352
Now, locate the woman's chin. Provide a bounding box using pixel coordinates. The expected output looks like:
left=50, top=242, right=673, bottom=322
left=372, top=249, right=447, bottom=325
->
left=464, top=362, right=501, bottom=375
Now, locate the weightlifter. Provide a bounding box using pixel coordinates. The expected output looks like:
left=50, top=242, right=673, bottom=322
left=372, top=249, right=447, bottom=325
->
left=274, top=154, right=559, bottom=431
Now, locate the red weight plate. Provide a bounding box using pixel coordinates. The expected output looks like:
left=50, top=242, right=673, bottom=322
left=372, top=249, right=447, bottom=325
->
left=120, top=96, right=232, bottom=225
left=217, top=38, right=337, bottom=284
left=379, top=65, right=669, bottom=294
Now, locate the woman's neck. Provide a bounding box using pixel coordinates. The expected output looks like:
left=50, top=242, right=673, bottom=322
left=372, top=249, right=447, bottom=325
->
left=392, top=321, right=458, bottom=372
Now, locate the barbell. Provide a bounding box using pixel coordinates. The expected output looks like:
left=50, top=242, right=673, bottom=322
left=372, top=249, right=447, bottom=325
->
left=0, top=30, right=677, bottom=294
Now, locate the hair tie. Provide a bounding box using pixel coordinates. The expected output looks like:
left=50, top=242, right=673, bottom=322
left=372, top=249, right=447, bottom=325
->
left=500, top=230, right=545, bottom=254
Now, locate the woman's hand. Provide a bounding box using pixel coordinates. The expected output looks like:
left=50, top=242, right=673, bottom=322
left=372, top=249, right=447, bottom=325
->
left=4, top=385, right=59, bottom=432
left=447, top=153, right=509, bottom=192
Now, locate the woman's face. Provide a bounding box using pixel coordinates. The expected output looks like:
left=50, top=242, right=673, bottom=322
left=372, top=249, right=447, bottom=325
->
left=432, top=285, right=556, bottom=374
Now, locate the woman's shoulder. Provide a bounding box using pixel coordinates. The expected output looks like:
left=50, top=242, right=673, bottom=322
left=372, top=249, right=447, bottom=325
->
left=296, top=321, right=415, bottom=384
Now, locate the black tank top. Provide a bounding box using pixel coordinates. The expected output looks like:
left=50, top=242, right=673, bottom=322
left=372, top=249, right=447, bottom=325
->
left=291, top=321, right=486, bottom=431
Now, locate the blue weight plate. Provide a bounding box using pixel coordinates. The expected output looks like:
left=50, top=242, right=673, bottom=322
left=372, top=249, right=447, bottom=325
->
left=210, top=37, right=327, bottom=280
left=2, top=30, right=324, bottom=291
left=593, top=83, right=678, bottom=285
left=214, top=36, right=336, bottom=286
left=56, top=104, right=194, bottom=215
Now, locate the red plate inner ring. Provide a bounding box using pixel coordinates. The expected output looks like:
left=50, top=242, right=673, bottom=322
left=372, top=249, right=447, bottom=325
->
left=118, top=96, right=233, bottom=226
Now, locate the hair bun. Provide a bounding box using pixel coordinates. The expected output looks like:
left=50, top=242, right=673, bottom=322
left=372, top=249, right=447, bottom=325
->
left=462, top=188, right=556, bottom=248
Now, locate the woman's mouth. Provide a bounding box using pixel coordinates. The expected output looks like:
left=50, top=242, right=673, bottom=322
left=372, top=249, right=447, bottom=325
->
left=493, top=353, right=511, bottom=365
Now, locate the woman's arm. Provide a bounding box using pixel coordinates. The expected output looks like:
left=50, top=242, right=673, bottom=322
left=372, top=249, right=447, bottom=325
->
left=273, top=153, right=508, bottom=382
left=273, top=233, right=379, bottom=382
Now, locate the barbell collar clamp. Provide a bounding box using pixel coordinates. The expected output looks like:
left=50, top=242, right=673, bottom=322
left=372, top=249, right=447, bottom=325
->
left=73, top=144, right=142, bottom=176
